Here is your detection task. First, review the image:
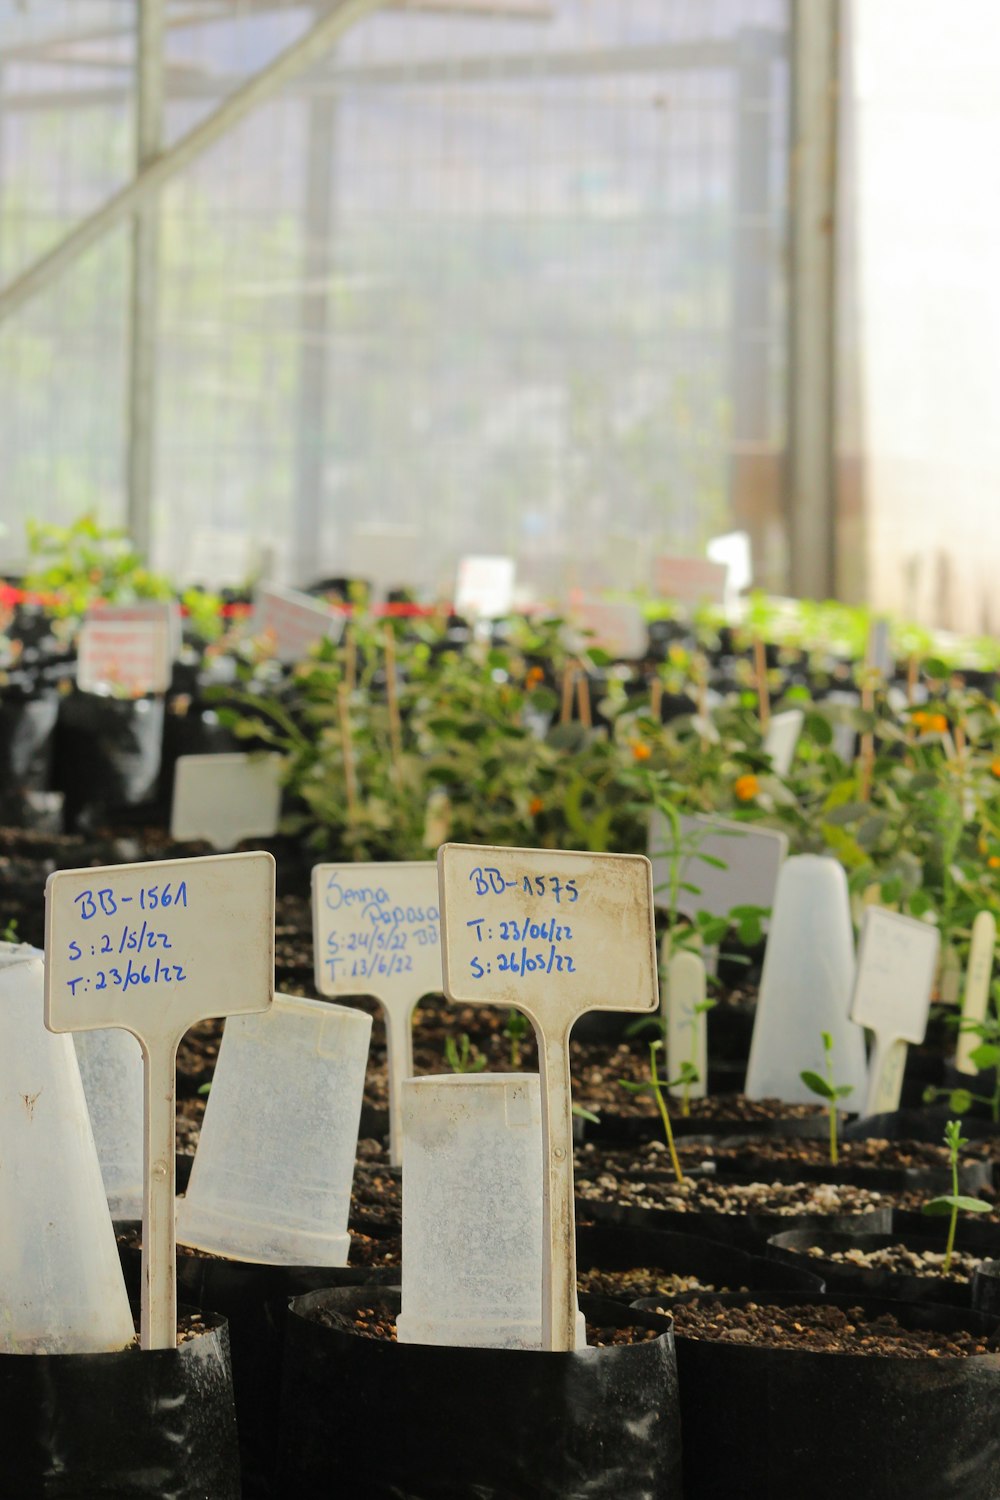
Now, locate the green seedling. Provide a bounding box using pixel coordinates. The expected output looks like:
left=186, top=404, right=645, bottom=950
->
left=445, top=1032, right=487, bottom=1074
left=620, top=1039, right=689, bottom=1185
left=1, top=917, right=18, bottom=943
left=504, top=1008, right=530, bottom=1069
left=922, top=1119, right=991, bottom=1273
left=800, top=1030, right=854, bottom=1166
left=925, top=983, right=1000, bottom=1123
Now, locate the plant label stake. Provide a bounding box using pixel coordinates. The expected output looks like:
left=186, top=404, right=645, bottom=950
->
left=170, top=752, right=283, bottom=851
left=437, top=843, right=658, bottom=1352
left=571, top=597, right=647, bottom=661
left=956, top=912, right=997, bottom=1075
left=312, top=861, right=441, bottom=1166
left=663, top=945, right=707, bottom=1101
left=44, top=852, right=275, bottom=1350
left=763, top=708, right=804, bottom=776
left=77, top=602, right=176, bottom=696
left=252, top=584, right=345, bottom=663
left=851, top=907, right=940, bottom=1116
left=648, top=810, right=788, bottom=944
left=454, top=555, right=516, bottom=619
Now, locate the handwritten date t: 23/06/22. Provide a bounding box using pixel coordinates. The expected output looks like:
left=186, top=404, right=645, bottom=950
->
left=64, top=955, right=187, bottom=996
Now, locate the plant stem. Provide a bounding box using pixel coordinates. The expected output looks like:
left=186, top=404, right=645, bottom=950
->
left=649, top=1045, right=684, bottom=1185
left=944, top=1143, right=959, bottom=1275
left=829, top=1102, right=838, bottom=1167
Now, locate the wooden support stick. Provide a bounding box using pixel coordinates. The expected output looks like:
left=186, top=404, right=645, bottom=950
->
left=576, top=666, right=593, bottom=729
left=753, top=637, right=770, bottom=731
left=650, top=676, right=664, bottom=721
left=338, top=682, right=359, bottom=820
left=384, top=626, right=403, bottom=776
left=344, top=627, right=357, bottom=694
left=858, top=678, right=875, bottom=802
left=560, top=662, right=576, bottom=725
left=907, top=653, right=919, bottom=705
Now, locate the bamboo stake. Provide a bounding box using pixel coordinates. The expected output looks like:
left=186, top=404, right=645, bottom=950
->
left=907, top=653, right=919, bottom=705
left=858, top=677, right=875, bottom=802
left=576, top=666, right=593, bottom=729
left=384, top=625, right=403, bottom=776
left=338, top=682, right=359, bottom=821
left=560, top=662, right=576, bottom=725
left=344, top=626, right=357, bottom=694
left=650, top=676, right=664, bottom=721
left=753, top=636, right=770, bottom=731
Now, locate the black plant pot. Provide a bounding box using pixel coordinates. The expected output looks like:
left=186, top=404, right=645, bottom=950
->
left=767, top=1228, right=975, bottom=1308
left=0, top=684, right=59, bottom=816
left=634, top=1288, right=1000, bottom=1500
left=583, top=1190, right=891, bottom=1253
left=0, top=1309, right=240, bottom=1498
left=576, top=1223, right=824, bottom=1296
left=53, top=690, right=165, bottom=830
left=277, top=1286, right=683, bottom=1499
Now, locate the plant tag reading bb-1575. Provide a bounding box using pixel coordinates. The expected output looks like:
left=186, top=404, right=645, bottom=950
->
left=312, top=862, right=441, bottom=1166
left=45, top=852, right=275, bottom=1350
left=851, top=906, right=940, bottom=1116
left=437, top=843, right=657, bottom=1353
left=170, top=752, right=283, bottom=851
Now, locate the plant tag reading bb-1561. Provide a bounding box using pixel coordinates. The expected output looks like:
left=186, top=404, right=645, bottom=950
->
left=851, top=907, right=940, bottom=1116
left=45, top=852, right=275, bottom=1350
left=170, top=752, right=283, bottom=851
left=312, top=862, right=441, bottom=1166
left=437, top=843, right=657, bottom=1353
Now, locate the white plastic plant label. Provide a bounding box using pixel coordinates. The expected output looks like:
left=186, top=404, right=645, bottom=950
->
left=663, top=945, right=708, bottom=1101
left=312, top=862, right=441, bottom=1166
left=706, top=529, right=752, bottom=608
left=648, top=810, right=788, bottom=924
left=764, top=708, right=804, bottom=776
left=956, top=912, right=997, bottom=1075
left=438, top=843, right=657, bottom=1353
left=651, top=555, right=727, bottom=607
left=252, top=583, right=345, bottom=664
left=45, top=852, right=275, bottom=1350
left=171, top=752, right=283, bottom=851
left=77, top=602, right=176, bottom=696
left=454, top=555, right=516, bottom=619
left=570, top=597, right=647, bottom=661
left=851, top=907, right=940, bottom=1116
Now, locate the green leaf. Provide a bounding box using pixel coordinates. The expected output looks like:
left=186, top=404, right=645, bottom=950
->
left=968, top=1043, right=1000, bottom=1071
left=923, top=1195, right=993, bottom=1215
left=948, top=1088, right=974, bottom=1114
left=824, top=801, right=869, bottom=827
left=800, top=1070, right=836, bottom=1101
left=833, top=1084, right=855, bottom=1099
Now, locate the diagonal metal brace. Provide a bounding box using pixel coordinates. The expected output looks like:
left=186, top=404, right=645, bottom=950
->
left=0, top=0, right=389, bottom=324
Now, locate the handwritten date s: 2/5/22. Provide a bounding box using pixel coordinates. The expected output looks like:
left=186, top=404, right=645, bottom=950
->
left=64, top=955, right=188, bottom=996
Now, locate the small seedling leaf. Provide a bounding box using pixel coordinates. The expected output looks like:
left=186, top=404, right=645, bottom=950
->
left=800, top=1069, right=836, bottom=1100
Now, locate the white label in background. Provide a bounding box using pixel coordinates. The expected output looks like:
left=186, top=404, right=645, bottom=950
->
left=312, top=861, right=442, bottom=1167
left=77, top=605, right=175, bottom=696
left=438, top=843, right=657, bottom=1354
left=868, top=617, right=893, bottom=677
left=764, top=708, right=805, bottom=776
left=851, top=907, right=940, bottom=1116
left=45, top=852, right=275, bottom=1348
left=182, top=527, right=254, bottom=589
left=570, top=597, right=647, bottom=661
left=252, top=584, right=345, bottom=664
left=826, top=690, right=861, bottom=761
left=648, top=811, right=788, bottom=923
left=171, top=753, right=283, bottom=852
left=455, top=556, right=516, bottom=619
left=651, top=555, right=728, bottom=607
left=707, top=530, right=753, bottom=601
left=88, top=599, right=182, bottom=657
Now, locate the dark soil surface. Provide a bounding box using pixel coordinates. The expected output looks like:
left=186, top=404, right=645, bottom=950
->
left=575, top=1173, right=886, bottom=1219
left=665, top=1297, right=995, bottom=1358
left=575, top=1135, right=993, bottom=1179
left=313, top=1302, right=663, bottom=1348
left=578, top=1266, right=718, bottom=1299
left=797, top=1241, right=983, bottom=1284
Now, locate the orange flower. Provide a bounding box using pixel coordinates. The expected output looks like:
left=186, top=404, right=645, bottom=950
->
left=525, top=665, right=544, bottom=689
left=529, top=796, right=544, bottom=817
left=991, top=759, right=1000, bottom=779
left=928, top=713, right=948, bottom=733
left=734, top=773, right=760, bottom=802
left=631, top=740, right=652, bottom=762
left=989, top=856, right=1000, bottom=870
left=911, top=710, right=930, bottom=730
